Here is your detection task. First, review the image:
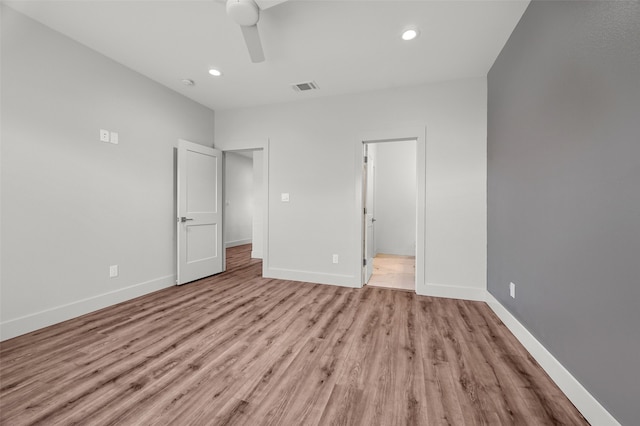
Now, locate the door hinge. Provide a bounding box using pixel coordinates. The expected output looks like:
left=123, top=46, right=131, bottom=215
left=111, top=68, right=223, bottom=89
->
left=364, top=156, right=368, bottom=164
left=364, top=207, right=367, bottom=215
left=363, top=259, right=367, bottom=267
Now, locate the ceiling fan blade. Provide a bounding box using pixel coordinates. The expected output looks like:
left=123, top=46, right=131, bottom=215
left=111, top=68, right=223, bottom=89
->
left=254, top=0, right=288, bottom=10
left=240, top=25, right=265, bottom=63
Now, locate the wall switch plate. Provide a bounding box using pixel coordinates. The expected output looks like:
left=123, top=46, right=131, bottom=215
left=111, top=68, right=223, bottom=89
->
left=110, top=265, right=119, bottom=278
left=100, top=129, right=110, bottom=143
left=281, top=193, right=290, bottom=202
left=509, top=282, right=516, bottom=298
left=332, top=254, right=339, bottom=264
left=110, top=131, right=119, bottom=144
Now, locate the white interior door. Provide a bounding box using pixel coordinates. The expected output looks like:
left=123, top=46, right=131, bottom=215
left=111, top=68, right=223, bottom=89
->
left=363, top=144, right=376, bottom=284
left=177, top=140, right=223, bottom=285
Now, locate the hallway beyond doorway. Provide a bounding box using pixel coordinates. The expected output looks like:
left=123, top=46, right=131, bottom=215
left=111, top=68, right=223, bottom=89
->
left=366, top=254, right=415, bottom=291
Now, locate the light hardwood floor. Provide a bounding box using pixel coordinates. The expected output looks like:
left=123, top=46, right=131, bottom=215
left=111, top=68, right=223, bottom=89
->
left=0, top=245, right=588, bottom=425
left=367, top=254, right=415, bottom=291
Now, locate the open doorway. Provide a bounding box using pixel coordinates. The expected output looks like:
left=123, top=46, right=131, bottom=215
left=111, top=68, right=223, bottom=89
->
left=223, top=149, right=265, bottom=274
left=362, top=140, right=417, bottom=291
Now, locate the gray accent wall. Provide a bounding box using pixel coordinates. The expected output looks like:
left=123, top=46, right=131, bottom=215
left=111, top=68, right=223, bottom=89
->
left=487, top=1, right=640, bottom=424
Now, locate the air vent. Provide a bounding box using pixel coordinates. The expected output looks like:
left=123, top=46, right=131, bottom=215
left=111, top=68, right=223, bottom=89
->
left=291, top=81, right=319, bottom=92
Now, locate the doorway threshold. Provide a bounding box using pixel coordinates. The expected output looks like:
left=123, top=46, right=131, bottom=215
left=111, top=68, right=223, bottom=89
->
left=366, top=254, right=415, bottom=292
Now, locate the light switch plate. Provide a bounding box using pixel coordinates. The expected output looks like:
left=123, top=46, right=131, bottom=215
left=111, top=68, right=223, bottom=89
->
left=110, top=131, right=119, bottom=144
left=281, top=193, right=290, bottom=202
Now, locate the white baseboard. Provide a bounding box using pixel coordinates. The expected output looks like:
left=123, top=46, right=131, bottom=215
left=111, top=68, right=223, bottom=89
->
left=251, top=250, right=263, bottom=259
left=0, top=275, right=175, bottom=342
left=265, top=267, right=358, bottom=288
left=485, top=293, right=620, bottom=426
left=225, top=239, right=252, bottom=248
left=417, top=282, right=487, bottom=302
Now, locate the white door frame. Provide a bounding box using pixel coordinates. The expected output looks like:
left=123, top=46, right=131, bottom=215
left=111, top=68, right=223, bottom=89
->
left=362, top=143, right=376, bottom=284
left=219, top=139, right=270, bottom=278
left=354, top=127, right=426, bottom=292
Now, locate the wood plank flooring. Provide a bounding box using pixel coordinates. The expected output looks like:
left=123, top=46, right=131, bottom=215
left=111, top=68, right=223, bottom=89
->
left=0, top=244, right=588, bottom=425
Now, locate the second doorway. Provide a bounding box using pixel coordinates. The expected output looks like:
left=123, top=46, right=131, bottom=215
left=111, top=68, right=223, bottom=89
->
left=363, top=139, right=417, bottom=291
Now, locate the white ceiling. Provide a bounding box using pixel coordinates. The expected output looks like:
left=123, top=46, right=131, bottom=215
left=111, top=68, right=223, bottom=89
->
left=5, top=0, right=530, bottom=111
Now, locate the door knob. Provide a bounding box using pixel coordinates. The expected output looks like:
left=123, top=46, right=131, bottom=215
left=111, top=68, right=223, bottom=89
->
left=180, top=217, right=194, bottom=222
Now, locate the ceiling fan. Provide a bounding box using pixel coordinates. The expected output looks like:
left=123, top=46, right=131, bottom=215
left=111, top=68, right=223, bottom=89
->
left=224, top=0, right=290, bottom=63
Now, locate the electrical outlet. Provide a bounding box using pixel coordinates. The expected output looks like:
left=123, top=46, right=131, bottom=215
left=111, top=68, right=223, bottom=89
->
left=110, top=265, right=119, bottom=278
left=332, top=254, right=339, bottom=264
left=100, top=129, right=110, bottom=143
left=281, top=193, right=290, bottom=202
left=509, top=282, right=516, bottom=299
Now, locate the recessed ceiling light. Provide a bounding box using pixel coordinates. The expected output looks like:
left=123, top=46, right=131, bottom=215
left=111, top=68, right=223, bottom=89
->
left=181, top=79, right=195, bottom=86
left=401, top=28, right=419, bottom=41
left=208, top=68, right=222, bottom=77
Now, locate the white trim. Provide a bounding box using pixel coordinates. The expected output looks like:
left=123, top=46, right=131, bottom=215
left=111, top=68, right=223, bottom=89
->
left=418, top=282, right=487, bottom=301
left=225, top=238, right=252, bottom=248
left=0, top=275, right=175, bottom=341
left=485, top=293, right=621, bottom=426
left=265, top=267, right=358, bottom=288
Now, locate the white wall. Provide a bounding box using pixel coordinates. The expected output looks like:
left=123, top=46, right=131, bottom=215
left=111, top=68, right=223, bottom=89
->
left=224, top=152, right=253, bottom=247
left=252, top=150, right=264, bottom=259
left=374, top=141, right=417, bottom=256
left=215, top=78, right=487, bottom=297
left=0, top=7, right=215, bottom=340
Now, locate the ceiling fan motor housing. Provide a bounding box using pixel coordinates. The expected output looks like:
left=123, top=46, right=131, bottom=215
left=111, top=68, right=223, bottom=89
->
left=227, top=0, right=260, bottom=27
